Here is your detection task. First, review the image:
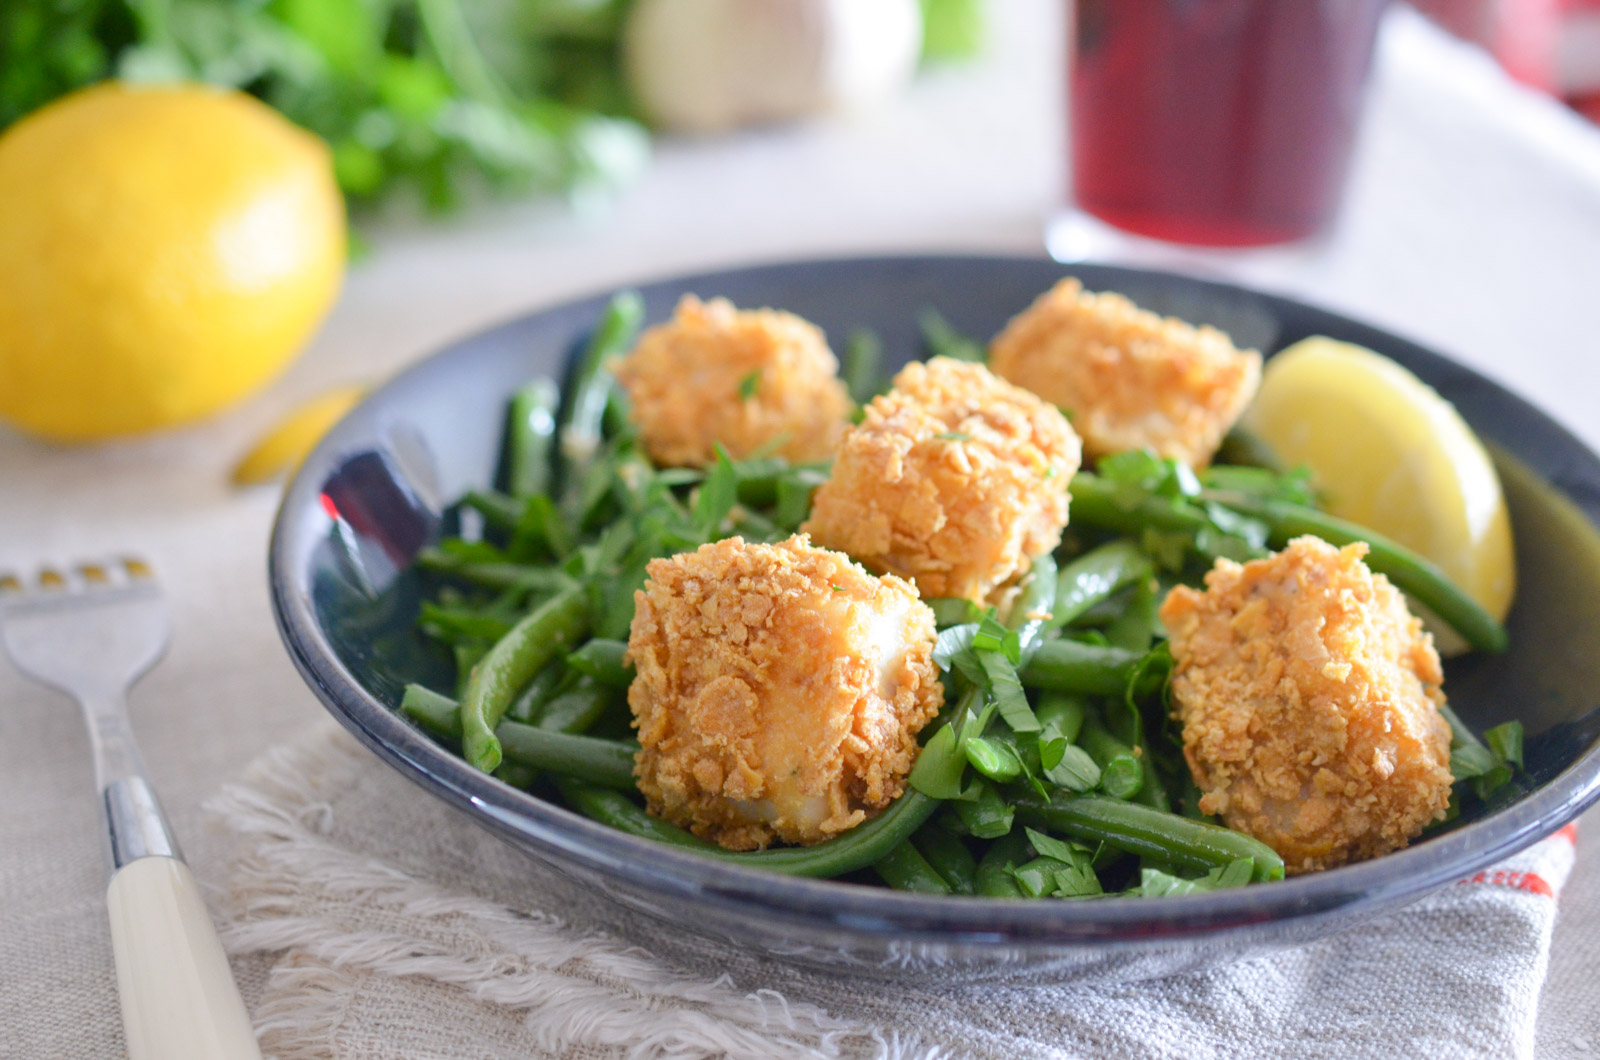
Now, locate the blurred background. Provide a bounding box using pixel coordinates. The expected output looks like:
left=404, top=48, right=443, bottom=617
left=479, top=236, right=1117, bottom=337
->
left=1, top=0, right=1598, bottom=465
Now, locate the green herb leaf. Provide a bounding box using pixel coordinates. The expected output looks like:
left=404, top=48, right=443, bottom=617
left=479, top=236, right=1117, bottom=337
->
left=843, top=328, right=886, bottom=404
left=927, top=597, right=984, bottom=629
left=932, top=622, right=986, bottom=685
left=1052, top=863, right=1103, bottom=898
left=1486, top=721, right=1524, bottom=769
left=952, top=780, right=1013, bottom=838
left=1213, top=857, right=1255, bottom=889
left=1044, top=744, right=1101, bottom=792
left=979, top=651, right=1039, bottom=733
left=1024, top=827, right=1085, bottom=866
left=1140, top=867, right=1209, bottom=897
left=694, top=448, right=739, bottom=536
left=738, top=370, right=761, bottom=400
left=917, top=308, right=985, bottom=363
left=908, top=723, right=967, bottom=799
left=1450, top=744, right=1497, bottom=781
left=774, top=466, right=827, bottom=530
left=1009, top=856, right=1069, bottom=898
left=971, top=612, right=1021, bottom=664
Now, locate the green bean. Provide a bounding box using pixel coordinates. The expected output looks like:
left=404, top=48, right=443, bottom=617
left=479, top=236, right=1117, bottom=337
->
left=911, top=824, right=979, bottom=895
left=1130, top=729, right=1173, bottom=813
left=416, top=550, right=573, bottom=593
left=513, top=493, right=573, bottom=560
left=460, top=587, right=589, bottom=773
left=1036, top=692, right=1086, bottom=744
left=401, top=683, right=466, bottom=735
left=561, top=291, right=644, bottom=498
left=844, top=328, right=885, bottom=404
left=422, top=605, right=513, bottom=646
left=495, top=763, right=539, bottom=789
left=557, top=781, right=719, bottom=850
left=402, top=684, right=637, bottom=788
left=874, top=842, right=954, bottom=894
left=1011, top=552, right=1058, bottom=665
left=1048, top=541, right=1154, bottom=631
left=560, top=777, right=945, bottom=876
left=1067, top=474, right=1213, bottom=538
left=1205, top=493, right=1508, bottom=654
left=498, top=727, right=636, bottom=789
left=507, top=660, right=567, bottom=723
left=507, top=378, right=560, bottom=498
left=1105, top=578, right=1159, bottom=652
left=461, top=488, right=522, bottom=534
left=1019, top=639, right=1142, bottom=696
left=965, top=736, right=1022, bottom=783
left=536, top=678, right=614, bottom=735
left=566, top=638, right=634, bottom=687
left=1079, top=715, right=1143, bottom=800
left=1213, top=426, right=1284, bottom=471
left=1016, top=794, right=1285, bottom=881
left=603, top=387, right=633, bottom=439
left=453, top=643, right=485, bottom=699
left=974, top=831, right=1032, bottom=897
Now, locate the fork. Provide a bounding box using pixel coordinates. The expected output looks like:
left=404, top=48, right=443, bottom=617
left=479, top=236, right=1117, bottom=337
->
left=0, top=559, right=261, bottom=1060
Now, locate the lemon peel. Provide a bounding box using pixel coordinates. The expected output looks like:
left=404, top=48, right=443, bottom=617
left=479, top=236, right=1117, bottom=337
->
left=0, top=82, right=345, bottom=442
left=232, top=385, right=366, bottom=486
left=1244, top=336, right=1515, bottom=636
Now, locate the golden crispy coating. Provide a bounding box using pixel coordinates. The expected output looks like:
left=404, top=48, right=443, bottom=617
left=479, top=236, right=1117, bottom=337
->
left=627, top=535, right=942, bottom=850
left=1159, top=536, right=1453, bottom=874
left=802, top=357, right=1081, bottom=605
left=988, top=277, right=1261, bottom=468
left=614, top=295, right=852, bottom=467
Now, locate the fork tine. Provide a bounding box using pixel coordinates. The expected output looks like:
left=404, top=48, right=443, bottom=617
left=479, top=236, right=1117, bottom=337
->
left=0, top=573, right=21, bottom=595
left=121, top=557, right=154, bottom=582
left=37, top=567, right=67, bottom=590
left=78, top=563, right=111, bottom=585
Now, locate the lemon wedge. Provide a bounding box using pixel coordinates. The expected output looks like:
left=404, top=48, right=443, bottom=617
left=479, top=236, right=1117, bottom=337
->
left=232, top=385, right=366, bottom=486
left=1243, top=336, right=1515, bottom=643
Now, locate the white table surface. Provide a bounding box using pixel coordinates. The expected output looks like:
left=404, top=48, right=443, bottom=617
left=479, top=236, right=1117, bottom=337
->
left=2, top=3, right=1598, bottom=1057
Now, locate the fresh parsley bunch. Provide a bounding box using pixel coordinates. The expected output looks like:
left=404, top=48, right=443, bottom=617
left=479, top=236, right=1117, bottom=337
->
left=0, top=0, right=649, bottom=211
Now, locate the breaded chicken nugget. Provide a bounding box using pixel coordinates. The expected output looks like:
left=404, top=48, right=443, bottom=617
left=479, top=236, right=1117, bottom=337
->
left=1159, top=536, right=1454, bottom=874
left=802, top=357, right=1081, bottom=606
left=627, top=534, right=942, bottom=850
left=989, top=277, right=1261, bottom=468
left=614, top=295, right=852, bottom=467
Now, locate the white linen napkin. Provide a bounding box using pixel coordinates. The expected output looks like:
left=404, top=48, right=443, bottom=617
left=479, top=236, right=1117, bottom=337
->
left=207, top=721, right=1577, bottom=1060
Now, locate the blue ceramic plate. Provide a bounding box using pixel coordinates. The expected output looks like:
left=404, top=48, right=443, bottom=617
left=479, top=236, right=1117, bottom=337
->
left=269, top=255, right=1600, bottom=983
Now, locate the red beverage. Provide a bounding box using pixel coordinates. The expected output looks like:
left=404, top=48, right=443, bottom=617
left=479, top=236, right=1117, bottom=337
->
left=1069, top=0, right=1388, bottom=247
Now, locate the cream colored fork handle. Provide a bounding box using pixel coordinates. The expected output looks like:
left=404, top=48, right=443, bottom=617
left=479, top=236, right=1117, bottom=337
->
left=106, top=857, right=262, bottom=1060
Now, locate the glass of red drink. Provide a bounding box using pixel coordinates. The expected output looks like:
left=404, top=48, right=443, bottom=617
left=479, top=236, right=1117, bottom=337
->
left=1069, top=0, right=1389, bottom=247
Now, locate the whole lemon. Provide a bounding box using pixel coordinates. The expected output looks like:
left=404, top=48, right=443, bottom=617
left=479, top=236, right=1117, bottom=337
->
left=0, top=82, right=345, bottom=441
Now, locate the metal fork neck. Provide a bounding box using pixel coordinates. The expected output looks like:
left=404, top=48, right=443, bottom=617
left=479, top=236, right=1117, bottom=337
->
left=79, top=693, right=184, bottom=870
left=104, top=776, right=182, bottom=868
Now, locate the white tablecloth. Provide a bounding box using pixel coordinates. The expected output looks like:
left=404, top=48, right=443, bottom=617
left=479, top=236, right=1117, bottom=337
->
left=2, top=4, right=1597, bottom=1057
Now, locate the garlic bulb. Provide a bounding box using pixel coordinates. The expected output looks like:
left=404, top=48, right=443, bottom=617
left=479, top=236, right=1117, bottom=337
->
left=624, top=0, right=924, bottom=134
